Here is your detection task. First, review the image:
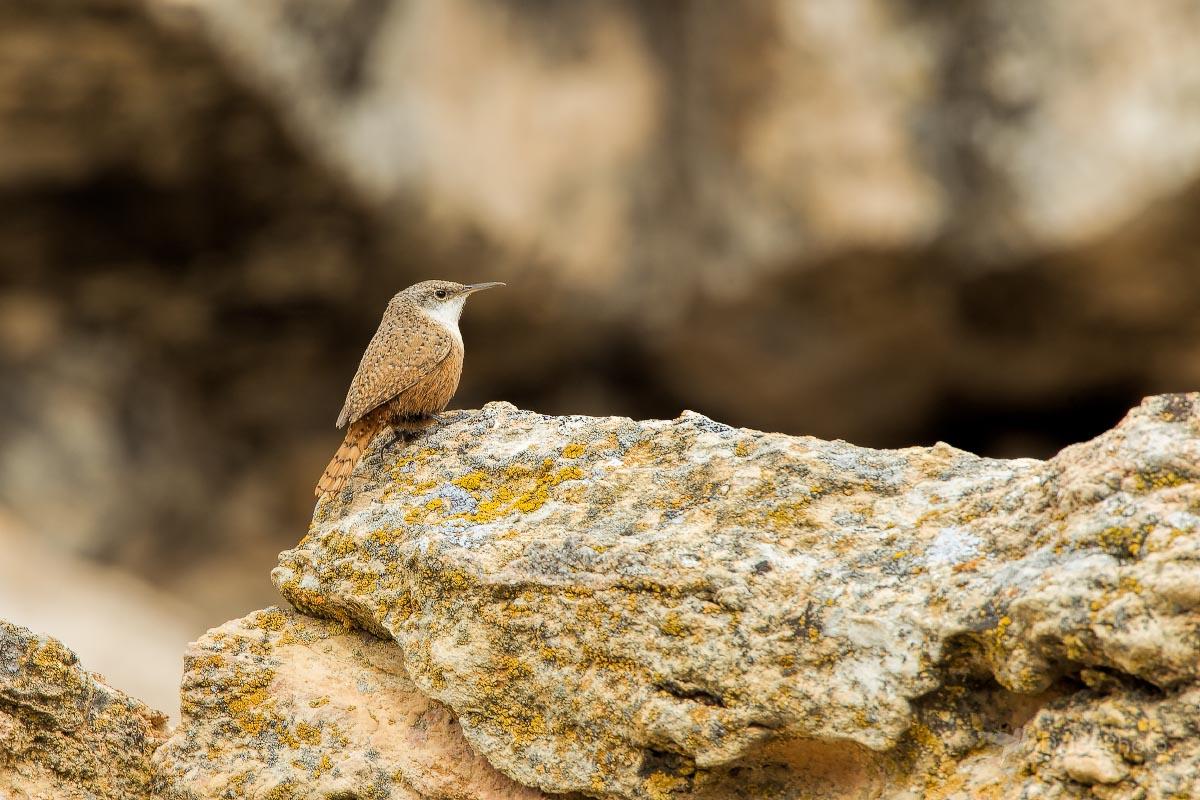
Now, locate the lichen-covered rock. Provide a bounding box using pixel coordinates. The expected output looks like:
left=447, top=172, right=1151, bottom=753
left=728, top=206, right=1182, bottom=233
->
left=275, top=395, right=1200, bottom=799
left=0, top=618, right=168, bottom=800
left=154, top=607, right=547, bottom=800
left=946, top=677, right=1200, bottom=799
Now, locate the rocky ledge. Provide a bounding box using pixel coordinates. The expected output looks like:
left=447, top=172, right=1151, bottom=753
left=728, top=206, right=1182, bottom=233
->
left=7, top=395, right=1200, bottom=799
left=0, top=620, right=168, bottom=800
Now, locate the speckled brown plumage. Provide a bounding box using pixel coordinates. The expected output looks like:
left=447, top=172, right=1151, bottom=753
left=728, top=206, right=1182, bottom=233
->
left=315, top=280, right=501, bottom=502
left=335, top=296, right=458, bottom=429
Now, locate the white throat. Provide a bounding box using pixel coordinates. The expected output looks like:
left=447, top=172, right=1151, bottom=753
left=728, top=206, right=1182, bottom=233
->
left=424, top=297, right=467, bottom=346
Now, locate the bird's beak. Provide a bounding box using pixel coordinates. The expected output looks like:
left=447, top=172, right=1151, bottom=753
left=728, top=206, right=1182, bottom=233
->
left=461, top=282, right=505, bottom=294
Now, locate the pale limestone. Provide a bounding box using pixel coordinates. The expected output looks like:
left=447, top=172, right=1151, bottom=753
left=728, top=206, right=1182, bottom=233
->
left=154, top=607, right=547, bottom=800
left=274, top=394, right=1200, bottom=799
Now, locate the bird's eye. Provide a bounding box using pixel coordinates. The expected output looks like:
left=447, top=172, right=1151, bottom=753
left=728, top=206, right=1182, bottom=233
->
left=435, top=290, right=447, bottom=299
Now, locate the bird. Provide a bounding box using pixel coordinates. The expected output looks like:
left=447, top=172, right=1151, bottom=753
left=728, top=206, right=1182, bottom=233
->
left=315, top=280, right=504, bottom=501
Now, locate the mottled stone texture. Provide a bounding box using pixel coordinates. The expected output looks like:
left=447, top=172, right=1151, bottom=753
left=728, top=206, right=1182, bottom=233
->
left=0, top=619, right=167, bottom=800
left=155, top=607, right=544, bottom=800
left=4, top=396, right=1200, bottom=799
left=275, top=395, right=1200, bottom=799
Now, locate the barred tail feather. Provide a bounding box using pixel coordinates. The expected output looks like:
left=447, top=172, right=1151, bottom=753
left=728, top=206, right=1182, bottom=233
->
left=315, top=416, right=386, bottom=501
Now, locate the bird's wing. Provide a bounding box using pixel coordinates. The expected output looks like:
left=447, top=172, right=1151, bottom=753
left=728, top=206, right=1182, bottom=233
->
left=335, top=309, right=453, bottom=428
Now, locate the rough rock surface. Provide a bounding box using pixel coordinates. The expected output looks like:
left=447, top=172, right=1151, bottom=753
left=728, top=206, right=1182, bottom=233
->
left=274, top=395, right=1200, bottom=799
left=974, top=679, right=1200, bottom=799
left=155, top=607, right=546, bottom=800
left=0, top=619, right=168, bottom=800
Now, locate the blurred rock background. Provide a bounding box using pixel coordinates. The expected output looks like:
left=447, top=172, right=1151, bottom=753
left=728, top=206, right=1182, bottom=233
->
left=2, top=0, right=1199, bottom=712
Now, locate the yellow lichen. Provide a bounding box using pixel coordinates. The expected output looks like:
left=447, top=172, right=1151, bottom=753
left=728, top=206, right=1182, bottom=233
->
left=453, top=471, right=485, bottom=490
left=765, top=501, right=814, bottom=530
left=294, top=721, right=321, bottom=745
left=30, top=639, right=76, bottom=685
left=254, top=610, right=288, bottom=632
left=351, top=569, right=378, bottom=593
left=562, top=443, right=586, bottom=458
left=192, top=654, right=225, bottom=671
left=990, top=615, right=1013, bottom=652
left=1096, top=525, right=1148, bottom=558
left=263, top=782, right=299, bottom=800
left=908, top=722, right=944, bottom=755
left=660, top=612, right=687, bottom=636
left=1130, top=469, right=1188, bottom=492
left=311, top=754, right=333, bottom=779
left=643, top=771, right=690, bottom=799
left=1062, top=633, right=1086, bottom=661
left=224, top=667, right=278, bottom=738
left=451, top=462, right=585, bottom=523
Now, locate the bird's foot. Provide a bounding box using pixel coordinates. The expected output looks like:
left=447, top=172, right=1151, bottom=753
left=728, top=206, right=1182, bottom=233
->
left=384, top=429, right=416, bottom=450
left=387, top=412, right=465, bottom=447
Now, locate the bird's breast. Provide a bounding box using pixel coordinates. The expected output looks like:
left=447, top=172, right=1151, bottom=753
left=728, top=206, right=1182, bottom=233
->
left=421, top=306, right=464, bottom=348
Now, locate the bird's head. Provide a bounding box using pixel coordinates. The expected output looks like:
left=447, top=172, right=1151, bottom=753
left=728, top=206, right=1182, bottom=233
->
left=399, top=280, right=504, bottom=325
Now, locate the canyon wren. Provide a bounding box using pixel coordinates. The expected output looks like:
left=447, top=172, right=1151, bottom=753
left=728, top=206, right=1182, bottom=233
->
left=315, top=280, right=504, bottom=501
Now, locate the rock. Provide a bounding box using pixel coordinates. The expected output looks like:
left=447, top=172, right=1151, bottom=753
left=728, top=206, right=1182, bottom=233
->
left=154, top=607, right=548, bottom=800
left=948, top=683, right=1200, bottom=799
left=0, top=618, right=168, bottom=800
left=1059, top=742, right=1128, bottom=786
left=6, top=396, right=1197, bottom=799
left=275, top=395, right=1200, bottom=799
